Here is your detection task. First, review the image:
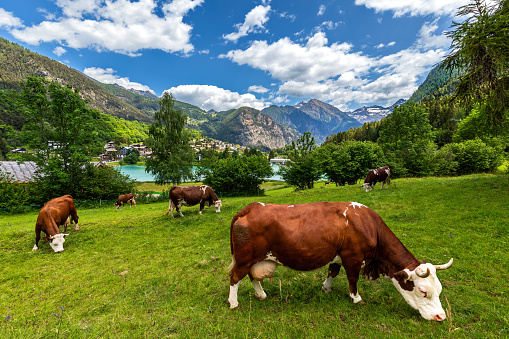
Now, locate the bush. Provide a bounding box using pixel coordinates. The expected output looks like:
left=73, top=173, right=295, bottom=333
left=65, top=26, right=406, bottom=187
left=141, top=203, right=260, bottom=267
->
left=198, top=155, right=273, bottom=196
left=278, top=155, right=321, bottom=190
left=451, top=139, right=503, bottom=175
left=0, top=171, right=30, bottom=213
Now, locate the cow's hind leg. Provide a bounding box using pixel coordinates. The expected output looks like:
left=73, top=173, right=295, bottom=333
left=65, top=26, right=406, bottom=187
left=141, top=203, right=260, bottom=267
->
left=322, top=263, right=341, bottom=293
left=228, top=258, right=252, bottom=309
left=33, top=227, right=41, bottom=251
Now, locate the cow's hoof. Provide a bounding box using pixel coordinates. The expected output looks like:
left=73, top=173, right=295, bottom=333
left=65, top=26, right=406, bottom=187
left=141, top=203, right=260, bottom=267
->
left=349, top=297, right=366, bottom=305
left=228, top=301, right=239, bottom=309
left=322, top=286, right=332, bottom=294
left=254, top=292, right=267, bottom=300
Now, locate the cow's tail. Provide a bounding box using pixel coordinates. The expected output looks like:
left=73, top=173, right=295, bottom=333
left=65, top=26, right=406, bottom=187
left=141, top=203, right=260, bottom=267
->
left=165, top=195, right=175, bottom=216
left=227, top=255, right=235, bottom=274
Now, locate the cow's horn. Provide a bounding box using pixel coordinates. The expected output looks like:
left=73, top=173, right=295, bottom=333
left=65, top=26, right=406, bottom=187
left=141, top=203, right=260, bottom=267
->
left=49, top=235, right=55, bottom=240
left=434, top=258, right=453, bottom=270
left=416, top=266, right=430, bottom=278
left=63, top=233, right=70, bottom=237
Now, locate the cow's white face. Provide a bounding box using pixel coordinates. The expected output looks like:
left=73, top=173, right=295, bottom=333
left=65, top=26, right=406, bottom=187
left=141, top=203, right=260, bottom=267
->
left=49, top=233, right=68, bottom=253
left=392, top=263, right=447, bottom=321
left=214, top=200, right=222, bottom=213
left=360, top=183, right=373, bottom=192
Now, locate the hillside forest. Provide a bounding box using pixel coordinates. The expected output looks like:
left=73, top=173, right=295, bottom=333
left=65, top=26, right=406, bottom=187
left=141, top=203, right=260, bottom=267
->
left=0, top=0, right=508, bottom=209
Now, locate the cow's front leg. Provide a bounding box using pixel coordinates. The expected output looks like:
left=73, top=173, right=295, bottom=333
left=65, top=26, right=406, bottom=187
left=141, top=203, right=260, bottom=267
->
left=199, top=201, right=205, bottom=215
left=322, top=263, right=341, bottom=293
left=342, top=260, right=365, bottom=304
left=177, top=200, right=184, bottom=218
left=33, top=228, right=41, bottom=251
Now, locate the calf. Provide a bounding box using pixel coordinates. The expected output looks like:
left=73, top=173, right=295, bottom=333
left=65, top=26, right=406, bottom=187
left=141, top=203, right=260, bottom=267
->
left=33, top=195, right=79, bottom=253
left=115, top=193, right=136, bottom=209
left=166, top=185, right=222, bottom=218
left=361, top=166, right=391, bottom=192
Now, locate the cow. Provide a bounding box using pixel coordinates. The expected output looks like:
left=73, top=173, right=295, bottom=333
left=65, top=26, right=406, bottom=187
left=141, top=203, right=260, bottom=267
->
left=115, top=193, right=136, bottom=209
left=324, top=181, right=330, bottom=186
left=166, top=185, right=222, bottom=218
left=361, top=166, right=391, bottom=192
left=32, top=195, right=80, bottom=253
left=227, top=202, right=453, bottom=321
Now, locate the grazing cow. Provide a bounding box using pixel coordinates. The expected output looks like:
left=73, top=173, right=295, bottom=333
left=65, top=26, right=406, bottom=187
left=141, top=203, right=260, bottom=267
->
left=33, top=195, right=80, bottom=253
left=324, top=181, right=330, bottom=186
left=361, top=166, right=391, bottom=192
left=228, top=202, right=453, bottom=321
left=115, top=193, right=136, bottom=209
left=166, top=185, right=222, bottom=218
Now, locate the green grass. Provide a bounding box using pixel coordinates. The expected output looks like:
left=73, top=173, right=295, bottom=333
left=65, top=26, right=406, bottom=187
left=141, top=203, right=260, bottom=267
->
left=1, top=174, right=508, bottom=338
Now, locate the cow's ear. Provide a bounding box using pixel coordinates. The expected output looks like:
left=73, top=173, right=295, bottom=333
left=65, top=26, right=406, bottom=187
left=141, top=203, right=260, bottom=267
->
left=394, top=270, right=409, bottom=282
left=43, top=236, right=49, bottom=242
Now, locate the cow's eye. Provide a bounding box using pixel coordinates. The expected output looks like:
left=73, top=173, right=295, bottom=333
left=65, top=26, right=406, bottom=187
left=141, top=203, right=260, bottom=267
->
left=418, top=288, right=427, bottom=297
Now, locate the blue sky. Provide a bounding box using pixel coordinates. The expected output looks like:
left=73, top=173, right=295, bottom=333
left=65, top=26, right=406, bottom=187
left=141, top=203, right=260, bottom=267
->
left=0, top=0, right=470, bottom=112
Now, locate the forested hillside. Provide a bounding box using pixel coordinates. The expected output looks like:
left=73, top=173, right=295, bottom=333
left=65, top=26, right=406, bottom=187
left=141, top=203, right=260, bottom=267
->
left=408, top=63, right=460, bottom=103
left=0, top=38, right=153, bottom=122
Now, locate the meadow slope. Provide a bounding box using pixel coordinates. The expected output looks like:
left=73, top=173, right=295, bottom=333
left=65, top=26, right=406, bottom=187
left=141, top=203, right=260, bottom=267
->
left=0, top=174, right=508, bottom=338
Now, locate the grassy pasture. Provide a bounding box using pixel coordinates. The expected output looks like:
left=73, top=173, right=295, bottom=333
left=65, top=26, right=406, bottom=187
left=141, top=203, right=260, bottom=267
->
left=0, top=174, right=508, bottom=338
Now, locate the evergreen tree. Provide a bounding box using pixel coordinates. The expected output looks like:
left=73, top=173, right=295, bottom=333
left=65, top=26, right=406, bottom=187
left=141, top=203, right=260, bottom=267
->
left=145, top=92, right=194, bottom=185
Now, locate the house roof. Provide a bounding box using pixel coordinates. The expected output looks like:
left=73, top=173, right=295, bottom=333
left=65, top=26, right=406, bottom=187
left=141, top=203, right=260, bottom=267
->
left=0, top=161, right=38, bottom=182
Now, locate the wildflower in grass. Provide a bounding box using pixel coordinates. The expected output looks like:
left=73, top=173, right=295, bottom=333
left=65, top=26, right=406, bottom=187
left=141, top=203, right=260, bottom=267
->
left=5, top=315, right=11, bottom=321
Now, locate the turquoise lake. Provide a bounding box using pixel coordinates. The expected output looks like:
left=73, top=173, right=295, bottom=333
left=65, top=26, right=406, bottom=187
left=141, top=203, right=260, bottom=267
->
left=116, top=164, right=283, bottom=182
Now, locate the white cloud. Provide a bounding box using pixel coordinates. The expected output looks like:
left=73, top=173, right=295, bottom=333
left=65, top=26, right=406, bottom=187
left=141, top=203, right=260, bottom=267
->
left=53, top=46, right=67, bottom=56
left=83, top=67, right=154, bottom=93
left=248, top=85, right=269, bottom=93
left=0, top=8, right=23, bottom=28
left=317, top=5, right=326, bottom=16
left=416, top=19, right=450, bottom=49
left=375, top=41, right=396, bottom=49
left=354, top=0, right=469, bottom=17
left=222, top=28, right=446, bottom=110
left=166, top=85, right=269, bottom=111
left=223, top=4, right=271, bottom=43
left=8, top=0, right=203, bottom=56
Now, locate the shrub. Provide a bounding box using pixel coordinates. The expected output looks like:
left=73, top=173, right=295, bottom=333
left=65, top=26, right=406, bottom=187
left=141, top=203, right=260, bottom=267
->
left=451, top=139, right=503, bottom=175
left=0, top=171, right=30, bottom=213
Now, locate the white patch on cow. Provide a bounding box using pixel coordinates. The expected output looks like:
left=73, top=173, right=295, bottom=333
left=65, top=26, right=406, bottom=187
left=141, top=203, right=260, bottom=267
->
left=32, top=244, right=38, bottom=251
left=288, top=205, right=294, bottom=208
left=349, top=202, right=366, bottom=209
left=214, top=200, right=222, bottom=212
left=343, top=207, right=348, bottom=217
left=391, top=264, right=447, bottom=321
left=228, top=282, right=240, bottom=309
left=200, top=185, right=207, bottom=194
left=75, top=223, right=80, bottom=231
left=258, top=202, right=265, bottom=206
left=265, top=251, right=283, bottom=265
left=322, top=276, right=334, bottom=293
left=252, top=280, right=267, bottom=300
left=373, top=169, right=378, bottom=175
left=350, top=292, right=363, bottom=303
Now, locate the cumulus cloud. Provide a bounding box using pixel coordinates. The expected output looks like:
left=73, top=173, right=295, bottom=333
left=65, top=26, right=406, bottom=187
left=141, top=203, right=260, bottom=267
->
left=7, top=0, right=203, bottom=56
left=0, top=8, right=23, bottom=28
left=53, top=46, right=67, bottom=56
left=354, top=0, right=469, bottom=17
left=223, top=4, right=271, bottom=43
left=248, top=85, right=269, bottom=93
left=83, top=67, right=154, bottom=93
left=317, top=5, right=326, bottom=16
left=416, top=19, right=450, bottom=49
left=166, top=85, right=269, bottom=111
left=222, top=27, right=447, bottom=109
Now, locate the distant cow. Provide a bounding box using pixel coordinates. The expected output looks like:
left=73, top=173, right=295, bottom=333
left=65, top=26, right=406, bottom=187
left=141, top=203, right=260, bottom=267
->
left=166, top=185, right=222, bottom=218
left=116, top=193, right=136, bottom=209
left=324, top=181, right=330, bottom=186
left=33, top=195, right=80, bottom=253
left=361, top=166, right=391, bottom=192
left=228, top=202, right=453, bottom=321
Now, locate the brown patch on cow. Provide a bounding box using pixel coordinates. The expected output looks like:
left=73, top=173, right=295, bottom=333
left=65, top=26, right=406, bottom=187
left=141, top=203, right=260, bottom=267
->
left=232, top=221, right=251, bottom=248
left=393, top=270, right=415, bottom=291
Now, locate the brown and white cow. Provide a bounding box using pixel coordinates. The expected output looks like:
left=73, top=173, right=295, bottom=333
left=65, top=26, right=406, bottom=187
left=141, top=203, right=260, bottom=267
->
left=361, top=166, right=391, bottom=192
left=115, top=193, right=136, bottom=209
left=166, top=185, right=222, bottom=218
left=228, top=202, right=453, bottom=321
left=33, top=195, right=80, bottom=253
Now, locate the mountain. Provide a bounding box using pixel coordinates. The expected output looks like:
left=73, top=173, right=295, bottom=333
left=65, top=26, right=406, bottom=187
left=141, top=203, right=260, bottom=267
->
left=346, top=99, right=406, bottom=124
left=196, top=107, right=301, bottom=151
left=0, top=37, right=153, bottom=122
left=262, top=99, right=362, bottom=143
left=408, top=63, right=460, bottom=103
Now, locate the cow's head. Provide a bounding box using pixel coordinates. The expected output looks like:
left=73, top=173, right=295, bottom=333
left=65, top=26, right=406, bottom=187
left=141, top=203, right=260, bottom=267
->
left=213, top=199, right=223, bottom=213
left=392, top=259, right=453, bottom=321
left=48, top=233, right=69, bottom=253
left=360, top=183, right=373, bottom=192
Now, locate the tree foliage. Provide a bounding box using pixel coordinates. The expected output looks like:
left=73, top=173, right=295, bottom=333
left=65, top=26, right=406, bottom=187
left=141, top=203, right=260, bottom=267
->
left=442, top=0, right=509, bottom=127
left=145, top=92, right=194, bottom=186
left=19, top=76, right=102, bottom=200
left=198, top=155, right=273, bottom=195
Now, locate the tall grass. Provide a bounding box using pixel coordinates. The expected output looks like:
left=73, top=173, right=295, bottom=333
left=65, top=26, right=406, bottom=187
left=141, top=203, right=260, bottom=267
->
left=0, top=174, right=508, bottom=338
